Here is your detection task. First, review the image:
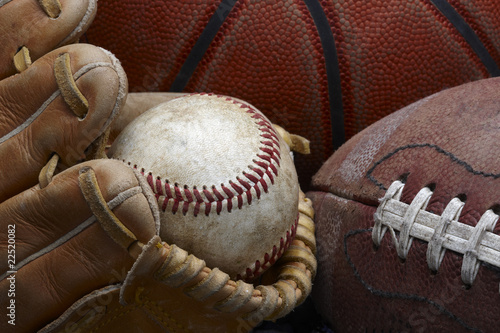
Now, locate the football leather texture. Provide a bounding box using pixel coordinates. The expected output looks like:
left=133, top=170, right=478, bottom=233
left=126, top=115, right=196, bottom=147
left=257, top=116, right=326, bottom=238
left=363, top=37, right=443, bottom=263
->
left=84, top=0, right=500, bottom=188
left=308, top=77, right=500, bottom=332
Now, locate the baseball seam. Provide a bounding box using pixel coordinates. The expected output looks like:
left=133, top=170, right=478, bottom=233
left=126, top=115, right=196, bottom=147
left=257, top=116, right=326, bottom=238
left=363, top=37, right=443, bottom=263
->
left=126, top=93, right=282, bottom=217
left=237, top=214, right=299, bottom=281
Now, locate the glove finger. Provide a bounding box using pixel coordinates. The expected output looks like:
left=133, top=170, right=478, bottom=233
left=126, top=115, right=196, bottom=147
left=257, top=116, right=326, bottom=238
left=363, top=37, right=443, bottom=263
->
left=0, top=0, right=97, bottom=79
left=109, top=92, right=186, bottom=142
left=0, top=159, right=157, bottom=332
left=0, top=43, right=127, bottom=203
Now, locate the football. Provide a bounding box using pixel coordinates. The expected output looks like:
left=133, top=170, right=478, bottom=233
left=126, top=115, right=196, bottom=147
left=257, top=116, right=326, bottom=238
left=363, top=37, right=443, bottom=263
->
left=308, top=77, right=500, bottom=332
left=84, top=0, right=500, bottom=188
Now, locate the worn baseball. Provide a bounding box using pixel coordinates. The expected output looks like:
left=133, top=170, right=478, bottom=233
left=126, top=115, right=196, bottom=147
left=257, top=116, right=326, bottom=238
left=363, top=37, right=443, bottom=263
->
left=110, top=93, right=299, bottom=280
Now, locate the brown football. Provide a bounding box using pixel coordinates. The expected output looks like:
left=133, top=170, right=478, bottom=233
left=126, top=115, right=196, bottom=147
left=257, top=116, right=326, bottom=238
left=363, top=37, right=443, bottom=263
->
left=308, top=77, right=500, bottom=332
left=84, top=0, right=500, bottom=188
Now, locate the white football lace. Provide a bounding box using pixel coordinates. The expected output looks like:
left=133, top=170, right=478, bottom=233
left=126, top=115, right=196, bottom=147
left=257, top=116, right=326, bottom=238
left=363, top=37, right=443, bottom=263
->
left=373, top=180, right=500, bottom=290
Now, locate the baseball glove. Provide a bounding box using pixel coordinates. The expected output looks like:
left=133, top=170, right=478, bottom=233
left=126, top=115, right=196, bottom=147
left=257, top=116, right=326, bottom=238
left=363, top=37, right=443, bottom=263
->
left=0, top=1, right=317, bottom=332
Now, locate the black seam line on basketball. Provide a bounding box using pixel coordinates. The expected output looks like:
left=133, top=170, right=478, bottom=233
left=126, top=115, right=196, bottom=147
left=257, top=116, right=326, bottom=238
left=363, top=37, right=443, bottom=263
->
left=366, top=143, right=500, bottom=191
left=430, top=0, right=500, bottom=77
left=303, top=0, right=345, bottom=149
left=168, top=0, right=238, bottom=92
left=344, top=228, right=482, bottom=333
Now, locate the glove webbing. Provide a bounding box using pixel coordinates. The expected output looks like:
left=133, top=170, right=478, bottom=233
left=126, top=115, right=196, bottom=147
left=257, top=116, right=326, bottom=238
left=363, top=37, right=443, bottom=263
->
left=80, top=164, right=316, bottom=323
left=75, top=125, right=316, bottom=328
left=137, top=194, right=316, bottom=322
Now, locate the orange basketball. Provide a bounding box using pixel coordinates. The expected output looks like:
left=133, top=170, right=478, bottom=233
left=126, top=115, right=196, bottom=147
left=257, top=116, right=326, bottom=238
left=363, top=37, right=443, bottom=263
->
left=85, top=0, right=500, bottom=188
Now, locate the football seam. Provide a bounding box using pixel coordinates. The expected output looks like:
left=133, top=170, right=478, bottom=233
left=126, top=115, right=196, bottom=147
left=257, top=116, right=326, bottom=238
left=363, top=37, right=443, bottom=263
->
left=343, top=228, right=480, bottom=333
left=373, top=180, right=500, bottom=287
left=366, top=144, right=500, bottom=287
left=367, top=143, right=500, bottom=191
left=312, top=141, right=500, bottom=331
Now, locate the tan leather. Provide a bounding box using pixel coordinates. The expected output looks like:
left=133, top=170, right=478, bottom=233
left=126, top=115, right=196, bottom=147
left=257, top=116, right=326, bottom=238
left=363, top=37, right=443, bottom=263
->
left=0, top=2, right=316, bottom=331
left=0, top=0, right=97, bottom=79
left=0, top=159, right=158, bottom=332
left=0, top=68, right=316, bottom=332
left=0, top=151, right=314, bottom=333
left=39, top=185, right=316, bottom=333
left=0, top=43, right=127, bottom=203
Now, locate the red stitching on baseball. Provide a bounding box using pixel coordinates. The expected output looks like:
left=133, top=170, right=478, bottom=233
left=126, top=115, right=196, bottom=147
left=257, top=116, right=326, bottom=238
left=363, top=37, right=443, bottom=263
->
left=237, top=177, right=252, bottom=191
left=251, top=165, right=264, bottom=177
left=125, top=94, right=282, bottom=217
left=257, top=153, right=271, bottom=163
left=243, top=171, right=259, bottom=184
left=146, top=173, right=154, bottom=189
left=184, top=187, right=193, bottom=202
left=265, top=170, right=275, bottom=185
left=194, top=202, right=201, bottom=217
left=254, top=185, right=261, bottom=200
left=262, top=133, right=280, bottom=145
left=203, top=188, right=215, bottom=202
left=237, top=214, right=299, bottom=281
left=171, top=200, right=180, bottom=215
left=237, top=195, right=243, bottom=209
left=221, top=185, right=234, bottom=198
left=182, top=201, right=189, bottom=215
left=246, top=190, right=253, bottom=205
left=155, top=177, right=162, bottom=194
left=164, top=182, right=173, bottom=200
left=259, top=179, right=269, bottom=193
left=174, top=185, right=183, bottom=202
left=269, top=163, right=278, bottom=177
left=212, top=187, right=225, bottom=201
left=254, top=160, right=269, bottom=170
left=230, top=181, right=244, bottom=195
left=193, top=187, right=204, bottom=203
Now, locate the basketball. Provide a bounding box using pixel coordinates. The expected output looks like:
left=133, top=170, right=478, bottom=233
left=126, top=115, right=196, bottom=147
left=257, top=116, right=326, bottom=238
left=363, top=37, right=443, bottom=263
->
left=85, top=1, right=500, bottom=188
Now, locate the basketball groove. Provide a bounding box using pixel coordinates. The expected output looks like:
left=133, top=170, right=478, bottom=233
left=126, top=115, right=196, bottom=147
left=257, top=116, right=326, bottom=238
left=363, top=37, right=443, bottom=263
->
left=86, top=0, right=500, bottom=189
left=303, top=0, right=345, bottom=150
left=169, top=0, right=239, bottom=92
left=431, top=0, right=500, bottom=76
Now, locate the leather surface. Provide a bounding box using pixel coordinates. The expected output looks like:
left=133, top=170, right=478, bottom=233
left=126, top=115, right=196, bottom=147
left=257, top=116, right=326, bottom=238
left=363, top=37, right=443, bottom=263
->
left=0, top=159, right=157, bottom=332
left=0, top=2, right=313, bottom=331
left=0, top=43, right=127, bottom=203
left=309, top=77, right=500, bottom=332
left=0, top=0, right=97, bottom=80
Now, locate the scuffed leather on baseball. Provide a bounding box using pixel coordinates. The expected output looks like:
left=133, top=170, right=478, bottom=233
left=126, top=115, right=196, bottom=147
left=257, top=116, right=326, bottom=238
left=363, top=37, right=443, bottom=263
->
left=110, top=93, right=299, bottom=280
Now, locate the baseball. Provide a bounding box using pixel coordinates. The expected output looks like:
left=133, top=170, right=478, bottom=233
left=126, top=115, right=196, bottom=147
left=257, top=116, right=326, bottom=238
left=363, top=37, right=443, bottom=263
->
left=109, top=93, right=299, bottom=280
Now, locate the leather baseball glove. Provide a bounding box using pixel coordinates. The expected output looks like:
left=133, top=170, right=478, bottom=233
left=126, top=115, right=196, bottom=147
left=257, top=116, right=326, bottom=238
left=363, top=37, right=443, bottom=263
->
left=0, top=1, right=317, bottom=332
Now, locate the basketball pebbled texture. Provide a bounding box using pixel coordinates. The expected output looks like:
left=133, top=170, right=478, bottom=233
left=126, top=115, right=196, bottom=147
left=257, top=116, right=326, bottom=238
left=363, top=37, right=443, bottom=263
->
left=307, top=77, right=500, bottom=332
left=84, top=0, right=500, bottom=189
